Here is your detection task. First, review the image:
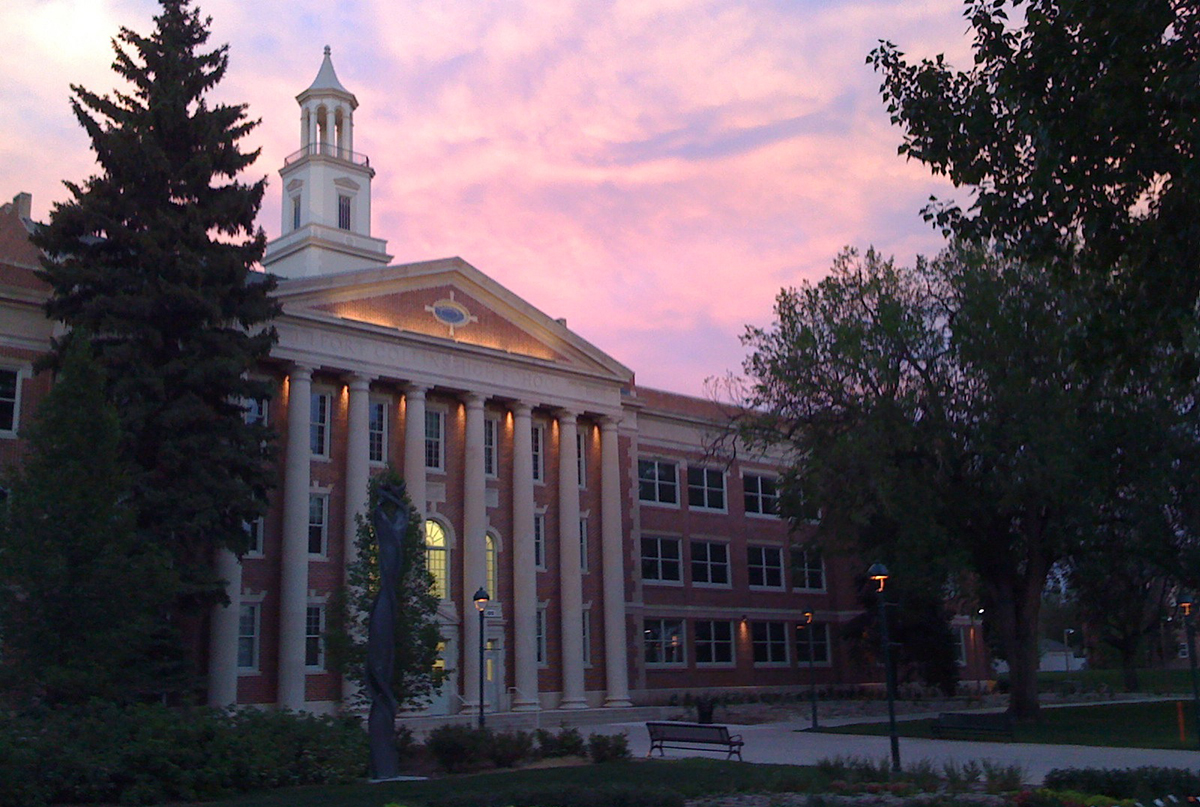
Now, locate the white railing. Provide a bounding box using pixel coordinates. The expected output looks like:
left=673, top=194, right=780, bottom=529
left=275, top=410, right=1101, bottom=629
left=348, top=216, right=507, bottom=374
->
left=283, top=143, right=370, bottom=167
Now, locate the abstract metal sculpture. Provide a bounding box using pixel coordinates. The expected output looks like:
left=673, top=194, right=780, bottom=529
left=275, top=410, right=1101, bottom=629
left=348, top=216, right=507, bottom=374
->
left=367, top=481, right=408, bottom=779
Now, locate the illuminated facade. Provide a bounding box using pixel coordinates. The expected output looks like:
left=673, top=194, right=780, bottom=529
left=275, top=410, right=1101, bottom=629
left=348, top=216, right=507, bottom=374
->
left=0, top=51, right=952, bottom=717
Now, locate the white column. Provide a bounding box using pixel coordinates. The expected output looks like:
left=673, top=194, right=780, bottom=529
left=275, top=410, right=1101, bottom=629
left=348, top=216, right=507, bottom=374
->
left=403, top=385, right=427, bottom=521
left=461, top=393, right=487, bottom=712
left=556, top=410, right=586, bottom=709
left=344, top=375, right=372, bottom=570
left=207, top=548, right=242, bottom=707
left=600, top=416, right=632, bottom=707
left=342, top=374, right=372, bottom=703
left=278, top=365, right=312, bottom=710
left=510, top=403, right=539, bottom=711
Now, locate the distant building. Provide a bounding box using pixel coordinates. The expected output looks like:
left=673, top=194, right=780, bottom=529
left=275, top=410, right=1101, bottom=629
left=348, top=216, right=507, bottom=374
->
left=0, top=49, right=990, bottom=715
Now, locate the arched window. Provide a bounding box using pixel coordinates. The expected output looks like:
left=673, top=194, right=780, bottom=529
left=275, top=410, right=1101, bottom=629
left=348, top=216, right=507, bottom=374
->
left=485, top=532, right=498, bottom=600
left=425, top=520, right=448, bottom=600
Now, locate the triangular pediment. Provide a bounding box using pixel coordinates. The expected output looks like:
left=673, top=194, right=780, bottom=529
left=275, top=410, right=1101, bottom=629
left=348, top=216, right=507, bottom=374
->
left=271, top=256, right=634, bottom=383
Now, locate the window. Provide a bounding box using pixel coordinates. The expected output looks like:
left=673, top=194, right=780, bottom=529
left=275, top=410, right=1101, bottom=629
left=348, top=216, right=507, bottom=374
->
left=337, top=194, right=351, bottom=230
left=0, top=368, right=17, bottom=434
left=687, top=466, right=726, bottom=510
left=644, top=618, right=685, bottom=665
left=694, top=620, right=734, bottom=664
left=793, top=549, right=825, bottom=590
left=424, top=410, right=444, bottom=471
left=953, top=625, right=967, bottom=666
left=292, top=196, right=301, bottom=230
left=743, top=473, right=778, bottom=515
left=533, top=513, right=546, bottom=570
left=576, top=430, right=587, bottom=488
left=483, top=417, right=498, bottom=478
left=638, top=459, right=678, bottom=504
left=582, top=609, right=592, bottom=665
left=368, top=399, right=388, bottom=464
left=310, top=391, right=330, bottom=457
left=305, top=605, right=325, bottom=669
left=243, top=517, right=264, bottom=556
left=579, top=517, right=589, bottom=573
left=536, top=605, right=548, bottom=665
left=641, top=536, right=681, bottom=582
left=425, top=520, right=448, bottom=599
left=237, top=603, right=259, bottom=670
left=752, top=621, right=788, bottom=664
left=796, top=621, right=830, bottom=664
left=690, top=540, right=729, bottom=585
left=308, top=494, right=328, bottom=555
left=531, top=424, right=544, bottom=482
left=747, top=545, right=784, bottom=588
left=243, top=396, right=269, bottom=427
left=485, top=532, right=498, bottom=600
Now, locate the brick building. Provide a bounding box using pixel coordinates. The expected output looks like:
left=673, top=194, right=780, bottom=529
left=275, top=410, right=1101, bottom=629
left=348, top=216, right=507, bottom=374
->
left=0, top=50, right=983, bottom=717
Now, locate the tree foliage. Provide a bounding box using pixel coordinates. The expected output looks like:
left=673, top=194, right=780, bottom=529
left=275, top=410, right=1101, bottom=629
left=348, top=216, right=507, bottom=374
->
left=741, top=244, right=1197, bottom=719
left=869, top=0, right=1200, bottom=347
left=328, top=468, right=444, bottom=710
left=0, top=336, right=177, bottom=705
left=30, top=0, right=278, bottom=619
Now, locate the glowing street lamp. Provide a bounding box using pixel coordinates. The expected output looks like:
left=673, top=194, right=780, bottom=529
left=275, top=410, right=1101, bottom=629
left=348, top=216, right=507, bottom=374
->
left=473, top=587, right=489, bottom=729
left=804, top=611, right=818, bottom=729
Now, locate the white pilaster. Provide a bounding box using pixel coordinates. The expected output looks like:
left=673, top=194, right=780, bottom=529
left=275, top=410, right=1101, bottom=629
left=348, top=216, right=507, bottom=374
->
left=510, top=403, right=539, bottom=711
left=600, top=416, right=632, bottom=707
left=207, top=548, right=242, bottom=707
left=556, top=410, right=586, bottom=709
left=461, top=393, right=487, bottom=712
left=278, top=365, right=312, bottom=710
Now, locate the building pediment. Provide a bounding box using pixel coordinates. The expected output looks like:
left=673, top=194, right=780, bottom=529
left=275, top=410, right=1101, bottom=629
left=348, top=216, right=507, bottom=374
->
left=271, top=256, right=634, bottom=386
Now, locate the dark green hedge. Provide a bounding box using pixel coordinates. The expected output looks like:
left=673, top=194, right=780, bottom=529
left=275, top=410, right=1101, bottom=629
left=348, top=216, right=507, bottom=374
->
left=0, top=701, right=367, bottom=806
left=1043, top=767, right=1200, bottom=801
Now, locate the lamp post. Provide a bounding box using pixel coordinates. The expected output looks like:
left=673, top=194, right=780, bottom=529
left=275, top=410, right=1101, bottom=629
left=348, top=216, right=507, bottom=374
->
left=1180, top=596, right=1200, bottom=749
left=869, top=562, right=900, bottom=773
left=803, top=611, right=819, bottom=729
left=473, top=587, right=489, bottom=729
left=1063, top=628, right=1075, bottom=674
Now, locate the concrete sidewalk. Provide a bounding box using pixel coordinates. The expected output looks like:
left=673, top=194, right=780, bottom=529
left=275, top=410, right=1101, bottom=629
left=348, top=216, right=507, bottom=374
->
left=607, top=717, right=1200, bottom=784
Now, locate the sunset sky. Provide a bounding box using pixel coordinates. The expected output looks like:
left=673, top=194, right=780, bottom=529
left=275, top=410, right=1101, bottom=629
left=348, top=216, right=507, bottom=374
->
left=0, top=0, right=975, bottom=396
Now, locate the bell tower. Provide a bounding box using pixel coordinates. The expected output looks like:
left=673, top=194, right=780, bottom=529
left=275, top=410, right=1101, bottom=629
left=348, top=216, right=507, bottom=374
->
left=262, top=46, right=392, bottom=278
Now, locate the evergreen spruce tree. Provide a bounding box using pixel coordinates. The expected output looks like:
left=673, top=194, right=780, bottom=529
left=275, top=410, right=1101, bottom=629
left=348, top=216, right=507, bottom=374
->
left=0, top=336, right=176, bottom=705
left=31, top=0, right=278, bottom=642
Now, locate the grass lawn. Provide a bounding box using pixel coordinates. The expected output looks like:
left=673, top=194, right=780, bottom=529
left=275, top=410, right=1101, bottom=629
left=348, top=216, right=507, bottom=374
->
left=199, top=758, right=824, bottom=807
left=818, top=700, right=1197, bottom=749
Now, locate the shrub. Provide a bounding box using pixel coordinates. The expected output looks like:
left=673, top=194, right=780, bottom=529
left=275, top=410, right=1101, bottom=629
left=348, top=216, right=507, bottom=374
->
left=489, top=729, right=535, bottom=768
left=425, top=724, right=493, bottom=773
left=1043, top=767, right=1200, bottom=801
left=536, top=725, right=586, bottom=757
left=0, top=702, right=367, bottom=807
left=587, top=731, right=631, bottom=763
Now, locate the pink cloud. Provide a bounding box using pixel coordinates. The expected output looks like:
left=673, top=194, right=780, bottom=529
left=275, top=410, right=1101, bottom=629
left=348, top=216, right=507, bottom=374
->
left=1, top=0, right=971, bottom=394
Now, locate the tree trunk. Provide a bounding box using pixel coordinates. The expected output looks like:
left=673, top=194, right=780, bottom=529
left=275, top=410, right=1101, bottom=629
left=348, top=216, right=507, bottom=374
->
left=1120, top=646, right=1141, bottom=692
left=989, top=566, right=1048, bottom=722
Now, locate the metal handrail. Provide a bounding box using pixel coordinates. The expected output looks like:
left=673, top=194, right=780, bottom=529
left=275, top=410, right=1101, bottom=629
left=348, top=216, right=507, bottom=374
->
left=283, top=143, right=370, bottom=167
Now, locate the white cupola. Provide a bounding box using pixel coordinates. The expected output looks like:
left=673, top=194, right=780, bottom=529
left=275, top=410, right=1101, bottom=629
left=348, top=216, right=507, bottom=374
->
left=262, top=46, right=392, bottom=278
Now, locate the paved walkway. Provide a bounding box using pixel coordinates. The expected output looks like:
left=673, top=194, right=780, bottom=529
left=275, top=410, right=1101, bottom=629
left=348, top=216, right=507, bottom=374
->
left=607, top=713, right=1200, bottom=785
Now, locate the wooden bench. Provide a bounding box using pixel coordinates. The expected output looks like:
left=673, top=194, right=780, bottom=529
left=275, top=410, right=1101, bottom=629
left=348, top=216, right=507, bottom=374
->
left=646, top=721, right=744, bottom=760
left=930, top=711, right=1014, bottom=741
